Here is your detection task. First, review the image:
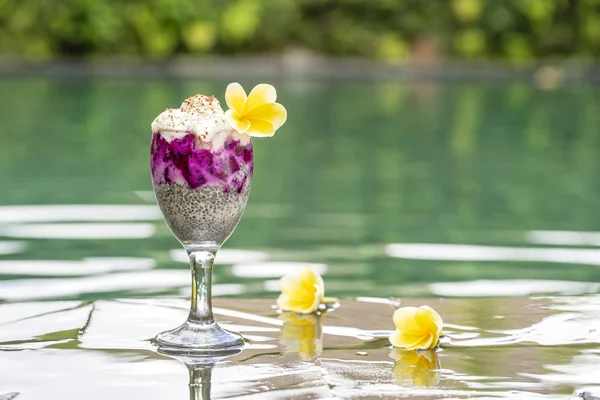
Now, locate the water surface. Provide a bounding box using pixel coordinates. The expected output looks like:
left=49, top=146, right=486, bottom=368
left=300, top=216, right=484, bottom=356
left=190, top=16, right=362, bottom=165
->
left=0, top=78, right=599, bottom=398
left=2, top=296, right=600, bottom=399
left=0, top=78, right=599, bottom=300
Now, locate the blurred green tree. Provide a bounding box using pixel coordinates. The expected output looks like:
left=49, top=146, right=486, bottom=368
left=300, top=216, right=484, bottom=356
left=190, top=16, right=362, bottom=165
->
left=0, top=0, right=598, bottom=61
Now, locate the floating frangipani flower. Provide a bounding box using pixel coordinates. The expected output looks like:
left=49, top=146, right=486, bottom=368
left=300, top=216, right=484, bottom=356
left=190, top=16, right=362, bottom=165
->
left=277, top=266, right=336, bottom=314
left=389, top=348, right=441, bottom=387
left=224, top=83, right=287, bottom=137
left=389, top=306, right=443, bottom=350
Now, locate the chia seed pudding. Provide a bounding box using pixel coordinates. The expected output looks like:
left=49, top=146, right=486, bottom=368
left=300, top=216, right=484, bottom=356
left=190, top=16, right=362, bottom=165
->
left=150, top=94, right=254, bottom=245
left=151, top=133, right=253, bottom=244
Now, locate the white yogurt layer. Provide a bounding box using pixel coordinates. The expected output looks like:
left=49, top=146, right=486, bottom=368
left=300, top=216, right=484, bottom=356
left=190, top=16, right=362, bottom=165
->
left=151, top=94, right=250, bottom=149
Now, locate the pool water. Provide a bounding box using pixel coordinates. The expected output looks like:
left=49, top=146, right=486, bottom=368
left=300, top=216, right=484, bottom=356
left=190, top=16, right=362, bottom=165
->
left=2, top=297, right=600, bottom=398
left=0, top=77, right=599, bottom=398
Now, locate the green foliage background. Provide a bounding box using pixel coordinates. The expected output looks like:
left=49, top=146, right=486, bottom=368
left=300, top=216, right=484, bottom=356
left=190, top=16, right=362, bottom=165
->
left=1, top=0, right=600, bottom=61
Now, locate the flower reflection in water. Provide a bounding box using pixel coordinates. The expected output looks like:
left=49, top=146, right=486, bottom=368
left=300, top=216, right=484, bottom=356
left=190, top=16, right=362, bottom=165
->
left=279, top=312, right=323, bottom=361
left=389, top=349, right=441, bottom=388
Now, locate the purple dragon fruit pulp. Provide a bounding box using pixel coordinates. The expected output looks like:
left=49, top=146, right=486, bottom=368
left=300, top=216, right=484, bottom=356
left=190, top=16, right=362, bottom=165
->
left=150, top=132, right=253, bottom=191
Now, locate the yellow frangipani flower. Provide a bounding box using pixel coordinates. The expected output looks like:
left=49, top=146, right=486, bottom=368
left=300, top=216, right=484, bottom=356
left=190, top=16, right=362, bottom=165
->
left=389, top=306, right=443, bottom=350
left=279, top=312, right=323, bottom=361
left=390, top=349, right=441, bottom=387
left=277, top=266, right=327, bottom=314
left=224, top=82, right=287, bottom=137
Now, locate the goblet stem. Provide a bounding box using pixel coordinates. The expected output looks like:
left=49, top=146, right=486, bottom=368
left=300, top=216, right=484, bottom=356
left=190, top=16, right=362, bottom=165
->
left=154, top=244, right=244, bottom=353
left=188, top=249, right=216, bottom=325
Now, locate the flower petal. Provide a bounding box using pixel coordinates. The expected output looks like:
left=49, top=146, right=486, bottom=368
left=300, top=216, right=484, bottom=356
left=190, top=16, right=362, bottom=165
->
left=413, top=333, right=435, bottom=350
left=389, top=330, right=404, bottom=348
left=277, top=294, right=295, bottom=311
left=390, top=330, right=422, bottom=350
left=245, top=84, right=277, bottom=112
left=391, top=331, right=431, bottom=350
left=225, top=82, right=247, bottom=113
left=248, top=103, right=287, bottom=130
left=277, top=267, right=324, bottom=314
left=299, top=266, right=324, bottom=297
left=279, top=274, right=300, bottom=295
left=277, top=288, right=320, bottom=314
left=415, top=306, right=444, bottom=334
left=305, top=283, right=323, bottom=314
left=246, top=117, right=275, bottom=137
left=392, top=307, right=422, bottom=335
left=278, top=276, right=313, bottom=313
left=224, top=110, right=250, bottom=134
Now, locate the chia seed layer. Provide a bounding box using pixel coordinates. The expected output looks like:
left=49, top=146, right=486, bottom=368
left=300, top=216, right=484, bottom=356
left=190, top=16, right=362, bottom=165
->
left=154, top=181, right=251, bottom=244
left=151, top=132, right=253, bottom=192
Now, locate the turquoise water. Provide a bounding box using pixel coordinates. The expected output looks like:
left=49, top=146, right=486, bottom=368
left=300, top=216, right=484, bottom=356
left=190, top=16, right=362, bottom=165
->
left=1, top=78, right=600, bottom=399
left=0, top=78, right=599, bottom=300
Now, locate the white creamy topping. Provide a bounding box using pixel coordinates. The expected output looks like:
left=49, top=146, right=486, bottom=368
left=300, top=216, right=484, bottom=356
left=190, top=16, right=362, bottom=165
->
left=150, top=94, right=250, bottom=148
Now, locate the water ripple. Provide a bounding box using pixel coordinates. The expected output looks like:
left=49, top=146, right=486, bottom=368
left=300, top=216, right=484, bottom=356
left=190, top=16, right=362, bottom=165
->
left=0, top=223, right=156, bottom=239
left=0, top=205, right=161, bottom=223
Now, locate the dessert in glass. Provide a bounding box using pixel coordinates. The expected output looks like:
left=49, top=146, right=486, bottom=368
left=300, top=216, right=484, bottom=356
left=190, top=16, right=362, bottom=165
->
left=150, top=83, right=286, bottom=353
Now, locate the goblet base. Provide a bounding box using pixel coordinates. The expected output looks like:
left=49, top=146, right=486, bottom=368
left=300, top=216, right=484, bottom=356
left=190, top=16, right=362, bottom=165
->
left=155, top=321, right=245, bottom=355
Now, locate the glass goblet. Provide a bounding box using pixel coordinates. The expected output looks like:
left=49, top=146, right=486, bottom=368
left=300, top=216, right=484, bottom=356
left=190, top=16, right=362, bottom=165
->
left=150, top=129, right=253, bottom=353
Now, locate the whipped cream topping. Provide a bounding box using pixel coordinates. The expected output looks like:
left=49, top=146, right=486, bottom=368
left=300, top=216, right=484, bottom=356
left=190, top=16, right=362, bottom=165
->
left=151, top=94, right=249, bottom=148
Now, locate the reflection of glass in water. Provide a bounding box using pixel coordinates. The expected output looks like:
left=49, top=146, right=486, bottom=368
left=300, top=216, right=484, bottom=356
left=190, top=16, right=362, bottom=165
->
left=389, top=349, right=440, bottom=387
left=159, top=348, right=242, bottom=400
left=187, top=359, right=217, bottom=400
left=279, top=312, right=323, bottom=361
